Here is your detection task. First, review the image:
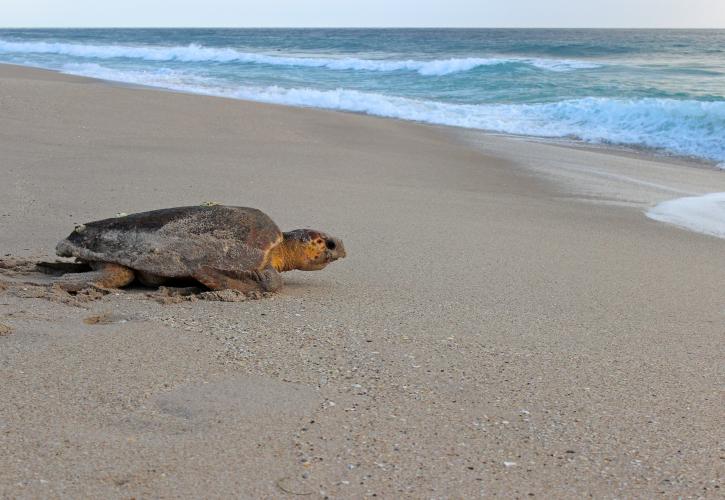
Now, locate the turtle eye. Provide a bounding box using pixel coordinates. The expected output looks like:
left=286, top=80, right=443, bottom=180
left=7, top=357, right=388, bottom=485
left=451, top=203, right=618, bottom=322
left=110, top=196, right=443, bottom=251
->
left=325, top=239, right=336, bottom=250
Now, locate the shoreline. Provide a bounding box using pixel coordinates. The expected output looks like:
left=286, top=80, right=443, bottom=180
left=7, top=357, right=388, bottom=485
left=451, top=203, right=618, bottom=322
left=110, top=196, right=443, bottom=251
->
left=2, top=61, right=722, bottom=174
left=2, top=62, right=724, bottom=241
left=1, top=63, right=724, bottom=498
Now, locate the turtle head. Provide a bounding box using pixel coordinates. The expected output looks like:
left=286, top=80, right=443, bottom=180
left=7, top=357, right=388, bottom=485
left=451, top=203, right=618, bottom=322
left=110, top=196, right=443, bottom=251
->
left=271, top=229, right=346, bottom=272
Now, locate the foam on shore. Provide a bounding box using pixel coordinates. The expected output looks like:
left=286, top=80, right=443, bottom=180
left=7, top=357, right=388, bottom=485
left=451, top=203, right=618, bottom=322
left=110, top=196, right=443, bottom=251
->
left=646, top=193, right=725, bottom=239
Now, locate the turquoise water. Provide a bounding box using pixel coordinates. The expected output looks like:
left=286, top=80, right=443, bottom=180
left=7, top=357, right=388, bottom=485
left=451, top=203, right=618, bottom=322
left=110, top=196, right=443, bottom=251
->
left=1, top=29, right=724, bottom=165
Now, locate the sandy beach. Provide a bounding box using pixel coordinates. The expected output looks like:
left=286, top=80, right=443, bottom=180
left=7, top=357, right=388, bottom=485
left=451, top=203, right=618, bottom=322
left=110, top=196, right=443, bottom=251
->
left=1, top=63, right=723, bottom=497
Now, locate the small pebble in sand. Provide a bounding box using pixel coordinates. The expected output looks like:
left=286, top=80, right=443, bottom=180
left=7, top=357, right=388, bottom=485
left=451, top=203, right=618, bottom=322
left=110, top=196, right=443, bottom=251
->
left=83, top=313, right=130, bottom=325
left=0, top=323, right=13, bottom=336
left=503, top=461, right=517, bottom=467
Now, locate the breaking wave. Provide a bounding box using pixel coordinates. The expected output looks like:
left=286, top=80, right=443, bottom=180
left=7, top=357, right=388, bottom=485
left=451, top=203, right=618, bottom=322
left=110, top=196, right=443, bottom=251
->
left=61, top=63, right=725, bottom=166
left=0, top=39, right=602, bottom=75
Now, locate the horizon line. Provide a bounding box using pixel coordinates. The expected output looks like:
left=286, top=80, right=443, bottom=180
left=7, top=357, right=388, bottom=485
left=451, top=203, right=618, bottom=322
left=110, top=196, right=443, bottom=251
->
left=1, top=26, right=724, bottom=30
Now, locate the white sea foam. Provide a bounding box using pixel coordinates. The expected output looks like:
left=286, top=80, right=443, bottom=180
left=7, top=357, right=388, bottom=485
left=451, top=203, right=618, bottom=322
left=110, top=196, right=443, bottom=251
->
left=0, top=39, right=601, bottom=75
left=61, top=63, right=214, bottom=89
left=528, top=59, right=602, bottom=71
left=646, top=193, right=725, bottom=239
left=61, top=63, right=725, bottom=165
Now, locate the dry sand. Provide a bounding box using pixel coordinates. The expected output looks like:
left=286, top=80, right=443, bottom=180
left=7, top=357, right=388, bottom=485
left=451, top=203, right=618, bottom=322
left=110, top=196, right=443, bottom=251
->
left=0, top=64, right=723, bottom=498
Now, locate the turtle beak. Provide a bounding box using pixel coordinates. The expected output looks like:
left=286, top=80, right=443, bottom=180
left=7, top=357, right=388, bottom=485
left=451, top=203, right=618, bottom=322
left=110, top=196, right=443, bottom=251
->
left=324, top=237, right=346, bottom=262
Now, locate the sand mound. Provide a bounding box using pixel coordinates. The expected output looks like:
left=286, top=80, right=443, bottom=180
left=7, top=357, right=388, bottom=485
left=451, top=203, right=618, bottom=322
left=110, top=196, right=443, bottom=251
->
left=152, top=286, right=271, bottom=304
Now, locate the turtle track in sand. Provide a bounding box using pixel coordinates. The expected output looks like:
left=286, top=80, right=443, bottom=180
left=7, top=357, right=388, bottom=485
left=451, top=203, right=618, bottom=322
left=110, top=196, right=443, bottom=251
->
left=0, top=257, right=272, bottom=307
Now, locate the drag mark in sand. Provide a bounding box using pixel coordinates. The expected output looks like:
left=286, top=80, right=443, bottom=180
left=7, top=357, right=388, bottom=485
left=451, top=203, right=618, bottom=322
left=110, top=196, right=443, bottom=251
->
left=0, top=257, right=272, bottom=307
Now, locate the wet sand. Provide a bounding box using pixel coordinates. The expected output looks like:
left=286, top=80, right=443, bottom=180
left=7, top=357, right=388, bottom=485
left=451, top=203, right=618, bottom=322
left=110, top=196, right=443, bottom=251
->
left=1, top=64, right=723, bottom=498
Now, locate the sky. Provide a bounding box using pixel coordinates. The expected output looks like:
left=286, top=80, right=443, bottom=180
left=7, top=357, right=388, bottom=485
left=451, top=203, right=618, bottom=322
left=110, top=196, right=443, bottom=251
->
left=2, top=0, right=725, bottom=28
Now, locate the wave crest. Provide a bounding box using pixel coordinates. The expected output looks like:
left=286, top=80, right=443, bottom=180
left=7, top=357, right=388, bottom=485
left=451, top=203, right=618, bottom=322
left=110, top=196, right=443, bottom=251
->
left=0, top=39, right=602, bottom=75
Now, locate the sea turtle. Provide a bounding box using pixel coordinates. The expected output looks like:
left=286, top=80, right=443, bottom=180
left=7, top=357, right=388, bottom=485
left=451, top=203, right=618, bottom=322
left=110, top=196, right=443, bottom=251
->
left=51, top=205, right=346, bottom=293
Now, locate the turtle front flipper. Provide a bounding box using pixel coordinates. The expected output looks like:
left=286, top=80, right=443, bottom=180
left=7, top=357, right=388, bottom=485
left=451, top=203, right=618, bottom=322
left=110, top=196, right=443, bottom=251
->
left=54, top=263, right=135, bottom=292
left=192, top=266, right=282, bottom=293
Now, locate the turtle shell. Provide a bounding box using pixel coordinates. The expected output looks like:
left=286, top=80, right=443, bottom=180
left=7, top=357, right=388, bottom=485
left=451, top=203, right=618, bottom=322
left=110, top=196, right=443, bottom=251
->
left=56, top=205, right=283, bottom=277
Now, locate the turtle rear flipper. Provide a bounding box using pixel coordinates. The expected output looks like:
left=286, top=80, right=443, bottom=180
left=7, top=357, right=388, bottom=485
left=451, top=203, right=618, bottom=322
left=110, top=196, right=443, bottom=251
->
left=36, top=261, right=92, bottom=275
left=53, top=263, right=135, bottom=292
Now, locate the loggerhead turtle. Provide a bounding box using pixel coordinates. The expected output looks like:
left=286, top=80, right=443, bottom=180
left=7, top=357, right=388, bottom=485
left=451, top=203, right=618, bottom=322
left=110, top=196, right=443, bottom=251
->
left=52, top=205, right=346, bottom=293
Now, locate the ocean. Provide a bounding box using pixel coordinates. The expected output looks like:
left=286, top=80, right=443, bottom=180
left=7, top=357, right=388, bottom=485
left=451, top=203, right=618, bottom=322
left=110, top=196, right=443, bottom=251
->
left=1, top=28, right=724, bottom=166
